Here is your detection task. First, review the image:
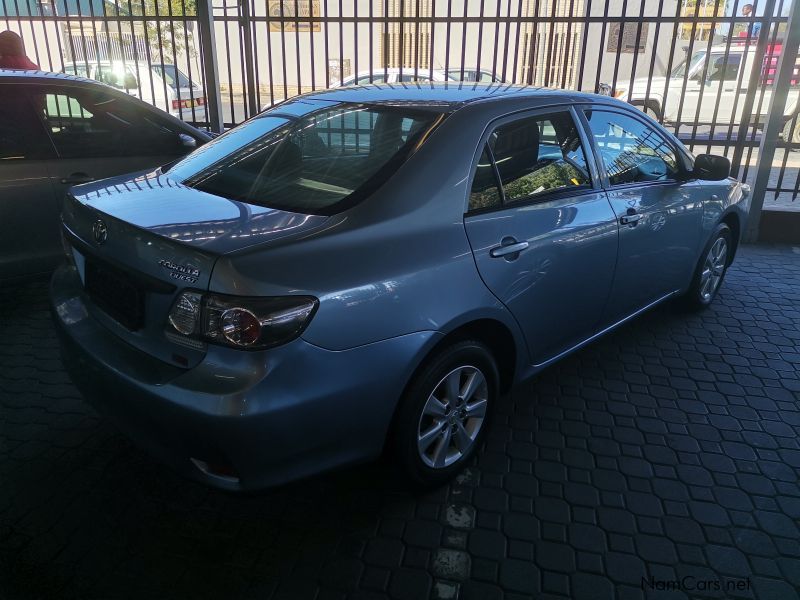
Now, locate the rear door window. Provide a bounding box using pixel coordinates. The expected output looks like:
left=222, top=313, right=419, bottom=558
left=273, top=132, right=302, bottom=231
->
left=487, top=111, right=591, bottom=204
left=33, top=85, right=190, bottom=158
left=0, top=85, right=54, bottom=160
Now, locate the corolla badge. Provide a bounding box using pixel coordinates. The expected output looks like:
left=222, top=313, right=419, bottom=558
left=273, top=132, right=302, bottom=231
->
left=92, top=219, right=107, bottom=245
left=159, top=259, right=201, bottom=284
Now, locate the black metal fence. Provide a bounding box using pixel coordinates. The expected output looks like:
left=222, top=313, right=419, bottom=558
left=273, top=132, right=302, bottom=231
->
left=2, top=0, right=799, bottom=213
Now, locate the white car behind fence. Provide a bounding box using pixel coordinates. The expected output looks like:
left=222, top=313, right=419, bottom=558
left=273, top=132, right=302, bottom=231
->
left=602, top=41, right=800, bottom=142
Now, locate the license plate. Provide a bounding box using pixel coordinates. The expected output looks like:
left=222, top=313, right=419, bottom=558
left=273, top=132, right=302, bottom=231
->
left=84, top=259, right=144, bottom=330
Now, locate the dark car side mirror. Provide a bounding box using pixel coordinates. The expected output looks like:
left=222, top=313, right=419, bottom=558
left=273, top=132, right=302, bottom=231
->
left=693, top=153, right=730, bottom=180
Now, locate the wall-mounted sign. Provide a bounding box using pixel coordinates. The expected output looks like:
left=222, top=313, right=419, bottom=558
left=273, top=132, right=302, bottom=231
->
left=268, top=1, right=321, bottom=32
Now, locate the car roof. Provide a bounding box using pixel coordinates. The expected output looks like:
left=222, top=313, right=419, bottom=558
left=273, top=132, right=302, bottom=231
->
left=300, top=82, right=610, bottom=109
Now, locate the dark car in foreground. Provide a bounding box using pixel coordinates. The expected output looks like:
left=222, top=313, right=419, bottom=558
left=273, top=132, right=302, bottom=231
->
left=50, top=84, right=750, bottom=490
left=0, top=69, right=210, bottom=280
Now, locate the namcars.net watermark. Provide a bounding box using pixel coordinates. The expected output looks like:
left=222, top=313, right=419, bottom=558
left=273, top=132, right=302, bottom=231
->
left=642, top=576, right=751, bottom=593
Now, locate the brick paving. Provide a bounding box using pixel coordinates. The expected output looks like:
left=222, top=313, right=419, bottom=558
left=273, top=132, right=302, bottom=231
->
left=1, top=244, right=799, bottom=600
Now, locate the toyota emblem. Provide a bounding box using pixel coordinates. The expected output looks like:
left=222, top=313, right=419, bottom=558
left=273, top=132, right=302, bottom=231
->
left=92, top=219, right=108, bottom=245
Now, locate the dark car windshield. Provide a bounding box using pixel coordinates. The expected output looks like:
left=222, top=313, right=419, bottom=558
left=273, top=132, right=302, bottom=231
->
left=167, top=103, right=445, bottom=215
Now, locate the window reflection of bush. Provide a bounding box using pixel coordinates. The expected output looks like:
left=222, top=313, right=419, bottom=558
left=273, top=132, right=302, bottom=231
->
left=470, top=161, right=587, bottom=211
left=503, top=161, right=587, bottom=203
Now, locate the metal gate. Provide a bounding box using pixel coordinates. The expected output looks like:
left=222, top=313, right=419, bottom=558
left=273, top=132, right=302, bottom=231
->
left=2, top=0, right=799, bottom=237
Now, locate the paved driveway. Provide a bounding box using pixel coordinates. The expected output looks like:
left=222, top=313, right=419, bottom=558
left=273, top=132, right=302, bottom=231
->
left=1, top=245, right=799, bottom=600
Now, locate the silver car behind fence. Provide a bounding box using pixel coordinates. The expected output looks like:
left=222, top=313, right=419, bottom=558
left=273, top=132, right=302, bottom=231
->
left=50, top=84, right=750, bottom=490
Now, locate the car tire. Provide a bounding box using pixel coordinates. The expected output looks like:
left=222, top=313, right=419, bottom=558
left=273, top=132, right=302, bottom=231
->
left=391, top=340, right=499, bottom=487
left=679, top=223, right=732, bottom=311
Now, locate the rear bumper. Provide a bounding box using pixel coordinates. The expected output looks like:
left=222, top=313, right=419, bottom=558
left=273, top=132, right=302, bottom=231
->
left=51, top=263, right=440, bottom=490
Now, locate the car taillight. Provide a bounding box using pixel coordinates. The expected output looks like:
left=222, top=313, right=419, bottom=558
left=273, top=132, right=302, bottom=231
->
left=167, top=291, right=318, bottom=350
left=171, top=98, right=198, bottom=110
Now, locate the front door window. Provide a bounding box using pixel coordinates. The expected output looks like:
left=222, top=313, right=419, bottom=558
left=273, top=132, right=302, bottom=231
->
left=584, top=110, right=680, bottom=185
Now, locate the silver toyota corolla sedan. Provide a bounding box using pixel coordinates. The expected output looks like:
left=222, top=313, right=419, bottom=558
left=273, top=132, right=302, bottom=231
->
left=51, top=85, right=750, bottom=490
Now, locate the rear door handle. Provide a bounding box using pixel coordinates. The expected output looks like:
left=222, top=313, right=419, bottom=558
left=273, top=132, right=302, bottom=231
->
left=60, top=172, right=94, bottom=185
left=620, top=213, right=642, bottom=226
left=490, top=238, right=529, bottom=259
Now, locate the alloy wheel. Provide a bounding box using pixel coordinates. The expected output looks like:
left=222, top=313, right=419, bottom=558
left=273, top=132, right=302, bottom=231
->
left=700, top=236, right=728, bottom=302
left=416, top=365, right=488, bottom=469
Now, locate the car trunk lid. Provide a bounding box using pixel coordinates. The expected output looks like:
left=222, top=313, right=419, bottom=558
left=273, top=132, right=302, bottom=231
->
left=62, top=171, right=329, bottom=368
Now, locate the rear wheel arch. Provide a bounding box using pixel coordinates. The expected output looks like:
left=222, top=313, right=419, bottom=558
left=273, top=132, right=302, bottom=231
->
left=384, top=317, right=519, bottom=456
left=720, top=211, right=741, bottom=264
left=409, top=318, right=518, bottom=395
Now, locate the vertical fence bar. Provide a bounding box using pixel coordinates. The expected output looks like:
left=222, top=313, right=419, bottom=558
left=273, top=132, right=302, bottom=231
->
left=592, top=0, right=610, bottom=92
left=220, top=3, right=236, bottom=123
left=731, top=0, right=778, bottom=175
left=741, top=0, right=785, bottom=184
left=239, top=0, right=258, bottom=115
left=745, top=0, right=800, bottom=241
left=265, top=0, right=276, bottom=106
left=576, top=0, right=592, bottom=90
left=310, top=0, right=317, bottom=91
left=196, top=0, right=223, bottom=132
left=294, top=0, right=301, bottom=95
left=707, top=0, right=743, bottom=153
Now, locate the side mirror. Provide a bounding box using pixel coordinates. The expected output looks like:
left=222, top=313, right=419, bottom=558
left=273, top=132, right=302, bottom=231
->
left=693, top=153, right=730, bottom=180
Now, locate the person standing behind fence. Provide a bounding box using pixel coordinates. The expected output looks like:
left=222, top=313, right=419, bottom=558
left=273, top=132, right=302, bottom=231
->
left=0, top=31, right=39, bottom=70
left=740, top=4, right=762, bottom=38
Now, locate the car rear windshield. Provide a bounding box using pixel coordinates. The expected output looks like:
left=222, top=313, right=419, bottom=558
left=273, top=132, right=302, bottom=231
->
left=153, top=64, right=192, bottom=89
left=167, top=103, right=445, bottom=215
